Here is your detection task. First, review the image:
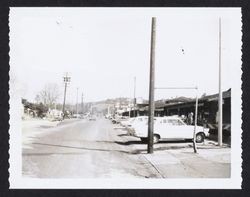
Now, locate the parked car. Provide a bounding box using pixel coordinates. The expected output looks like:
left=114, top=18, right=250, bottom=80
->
left=132, top=116, right=209, bottom=143
left=73, top=114, right=81, bottom=119
left=124, top=116, right=149, bottom=135
left=111, top=117, right=120, bottom=124
left=120, top=118, right=135, bottom=127
left=128, top=116, right=148, bottom=127
left=111, top=116, right=128, bottom=124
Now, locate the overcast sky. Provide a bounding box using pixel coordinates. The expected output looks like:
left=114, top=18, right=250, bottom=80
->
left=9, top=8, right=242, bottom=103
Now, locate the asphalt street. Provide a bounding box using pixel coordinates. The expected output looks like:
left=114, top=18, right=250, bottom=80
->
left=22, top=118, right=230, bottom=178
left=22, top=118, right=162, bottom=178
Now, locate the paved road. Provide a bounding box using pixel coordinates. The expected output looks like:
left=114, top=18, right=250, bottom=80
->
left=22, top=118, right=230, bottom=178
left=22, top=118, right=162, bottom=178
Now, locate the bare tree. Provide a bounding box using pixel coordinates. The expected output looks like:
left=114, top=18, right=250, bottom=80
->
left=35, top=83, right=61, bottom=109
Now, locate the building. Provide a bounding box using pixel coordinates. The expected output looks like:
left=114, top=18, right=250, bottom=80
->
left=122, top=89, right=231, bottom=133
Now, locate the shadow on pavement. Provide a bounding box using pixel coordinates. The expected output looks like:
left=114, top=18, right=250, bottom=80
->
left=154, top=146, right=190, bottom=151
left=158, top=140, right=189, bottom=144
left=31, top=142, right=141, bottom=155
left=115, top=140, right=189, bottom=145
left=37, top=125, right=54, bottom=129
left=115, top=141, right=144, bottom=145
left=115, top=140, right=192, bottom=151
left=94, top=140, right=115, bottom=144
left=113, top=127, right=126, bottom=130
left=117, top=134, right=130, bottom=137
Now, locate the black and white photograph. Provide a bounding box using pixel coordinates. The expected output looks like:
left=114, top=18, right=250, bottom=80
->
left=8, top=7, right=242, bottom=189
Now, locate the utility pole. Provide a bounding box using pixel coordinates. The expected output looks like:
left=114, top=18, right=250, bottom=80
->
left=133, top=76, right=136, bottom=117
left=81, top=93, right=84, bottom=114
left=147, top=17, right=156, bottom=154
left=129, top=103, right=131, bottom=118
left=218, top=18, right=223, bottom=146
left=62, top=73, right=71, bottom=119
left=193, top=87, right=198, bottom=153
left=76, top=88, right=79, bottom=115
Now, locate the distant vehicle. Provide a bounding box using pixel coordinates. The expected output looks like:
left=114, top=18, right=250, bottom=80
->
left=105, top=114, right=112, bottom=119
left=132, top=116, right=209, bottom=143
left=111, top=117, right=119, bottom=124
left=88, top=115, right=97, bottom=121
left=120, top=117, right=135, bottom=127
left=51, top=117, right=63, bottom=121
left=72, top=114, right=81, bottom=119
left=116, top=116, right=129, bottom=124
left=111, top=116, right=127, bottom=124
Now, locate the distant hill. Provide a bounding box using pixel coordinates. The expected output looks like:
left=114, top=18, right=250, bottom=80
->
left=86, top=97, right=148, bottom=113
left=84, top=96, right=195, bottom=114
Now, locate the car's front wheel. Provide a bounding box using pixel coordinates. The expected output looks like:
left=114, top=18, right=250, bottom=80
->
left=196, top=133, right=205, bottom=143
left=140, top=135, right=160, bottom=144
left=153, top=134, right=160, bottom=144
left=140, top=137, right=148, bottom=143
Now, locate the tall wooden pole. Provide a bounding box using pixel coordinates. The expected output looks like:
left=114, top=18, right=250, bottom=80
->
left=62, top=73, right=70, bottom=119
left=193, top=87, right=198, bottom=153
left=133, top=76, right=136, bottom=117
left=81, top=93, right=84, bottom=114
left=62, top=82, right=67, bottom=119
left=147, top=17, right=156, bottom=154
left=218, top=18, right=223, bottom=146
left=76, top=88, right=79, bottom=115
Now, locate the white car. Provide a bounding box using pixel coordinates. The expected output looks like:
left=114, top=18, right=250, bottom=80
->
left=120, top=118, right=135, bottom=127
left=132, top=116, right=209, bottom=143
left=126, top=116, right=148, bottom=132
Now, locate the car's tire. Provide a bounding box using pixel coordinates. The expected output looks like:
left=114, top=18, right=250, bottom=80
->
left=140, top=135, right=160, bottom=144
left=196, top=133, right=205, bottom=143
left=140, top=137, right=148, bottom=143
left=153, top=134, right=160, bottom=144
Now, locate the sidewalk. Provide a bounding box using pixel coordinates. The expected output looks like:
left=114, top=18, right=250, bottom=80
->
left=119, top=128, right=231, bottom=178
left=142, top=146, right=230, bottom=178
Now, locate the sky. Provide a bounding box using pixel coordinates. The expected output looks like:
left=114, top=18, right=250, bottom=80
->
left=9, top=8, right=242, bottom=103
